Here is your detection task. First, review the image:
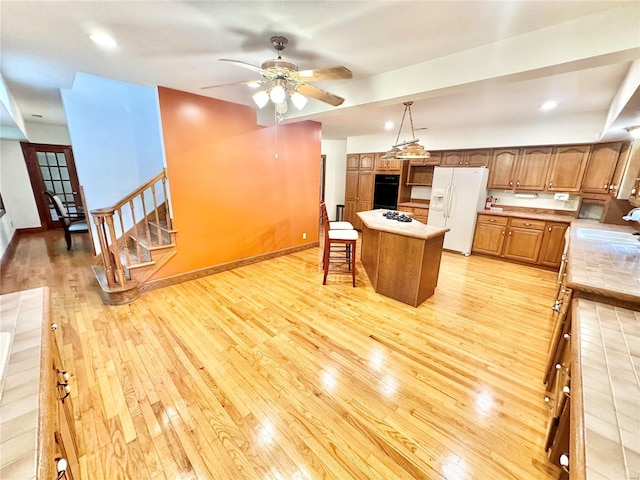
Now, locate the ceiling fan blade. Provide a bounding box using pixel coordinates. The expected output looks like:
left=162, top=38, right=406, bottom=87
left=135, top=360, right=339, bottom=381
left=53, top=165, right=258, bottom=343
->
left=201, top=79, right=264, bottom=90
left=295, top=66, right=352, bottom=82
left=296, top=83, right=345, bottom=107
left=219, top=59, right=270, bottom=76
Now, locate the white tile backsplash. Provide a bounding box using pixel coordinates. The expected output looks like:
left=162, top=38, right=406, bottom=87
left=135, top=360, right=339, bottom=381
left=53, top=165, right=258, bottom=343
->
left=488, top=189, right=579, bottom=212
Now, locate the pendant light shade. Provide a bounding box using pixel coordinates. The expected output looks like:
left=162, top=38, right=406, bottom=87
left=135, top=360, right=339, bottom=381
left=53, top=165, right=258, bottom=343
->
left=386, top=101, right=430, bottom=159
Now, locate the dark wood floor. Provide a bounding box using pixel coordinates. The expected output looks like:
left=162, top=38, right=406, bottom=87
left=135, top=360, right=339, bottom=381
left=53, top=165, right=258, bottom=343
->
left=1, top=230, right=562, bottom=479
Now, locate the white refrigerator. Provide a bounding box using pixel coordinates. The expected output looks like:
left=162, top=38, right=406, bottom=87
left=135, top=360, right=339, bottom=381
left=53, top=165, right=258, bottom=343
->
left=427, top=167, right=489, bottom=255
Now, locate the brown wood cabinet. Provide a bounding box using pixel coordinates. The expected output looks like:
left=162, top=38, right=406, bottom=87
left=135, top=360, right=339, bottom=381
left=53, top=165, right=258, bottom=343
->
left=442, top=149, right=491, bottom=167
left=581, top=142, right=623, bottom=194
left=347, top=153, right=375, bottom=171
left=488, top=148, right=519, bottom=189
left=397, top=205, right=429, bottom=223
left=472, top=215, right=508, bottom=255
left=472, top=214, right=568, bottom=267
left=502, top=218, right=545, bottom=263
left=345, top=166, right=374, bottom=230
left=539, top=222, right=569, bottom=268
left=406, top=165, right=434, bottom=186
left=546, top=145, right=590, bottom=192
left=514, top=147, right=553, bottom=190
left=375, top=152, right=401, bottom=172
left=48, top=323, right=80, bottom=480
left=409, top=151, right=441, bottom=166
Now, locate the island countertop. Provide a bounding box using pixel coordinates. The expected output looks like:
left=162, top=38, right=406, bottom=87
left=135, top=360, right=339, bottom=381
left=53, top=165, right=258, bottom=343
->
left=357, top=209, right=449, bottom=240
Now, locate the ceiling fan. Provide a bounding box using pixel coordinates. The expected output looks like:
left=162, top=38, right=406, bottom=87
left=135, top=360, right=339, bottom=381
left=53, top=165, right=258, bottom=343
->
left=202, top=36, right=352, bottom=110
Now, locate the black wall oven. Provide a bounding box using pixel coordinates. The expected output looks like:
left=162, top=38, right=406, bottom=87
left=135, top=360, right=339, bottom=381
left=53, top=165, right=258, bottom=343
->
left=373, top=174, right=400, bottom=210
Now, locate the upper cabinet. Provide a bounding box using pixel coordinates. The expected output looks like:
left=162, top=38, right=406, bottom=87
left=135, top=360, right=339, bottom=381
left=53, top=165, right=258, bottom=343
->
left=546, top=145, right=590, bottom=192
left=488, top=148, right=519, bottom=189
left=347, top=153, right=374, bottom=171
left=441, top=149, right=491, bottom=167
left=375, top=152, right=401, bottom=172
left=581, top=142, right=623, bottom=194
left=409, top=151, right=441, bottom=166
left=514, top=147, right=553, bottom=190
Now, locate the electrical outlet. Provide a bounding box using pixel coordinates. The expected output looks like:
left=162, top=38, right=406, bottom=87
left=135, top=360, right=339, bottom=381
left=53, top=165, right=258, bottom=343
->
left=302, top=232, right=307, bottom=240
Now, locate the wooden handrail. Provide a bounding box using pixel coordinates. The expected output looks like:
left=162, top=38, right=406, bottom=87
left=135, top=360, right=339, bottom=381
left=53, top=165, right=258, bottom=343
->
left=90, top=169, right=171, bottom=290
left=90, top=170, right=167, bottom=217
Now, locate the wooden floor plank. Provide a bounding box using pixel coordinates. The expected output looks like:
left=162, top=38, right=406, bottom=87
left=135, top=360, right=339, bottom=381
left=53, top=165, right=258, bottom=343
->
left=0, top=230, right=563, bottom=479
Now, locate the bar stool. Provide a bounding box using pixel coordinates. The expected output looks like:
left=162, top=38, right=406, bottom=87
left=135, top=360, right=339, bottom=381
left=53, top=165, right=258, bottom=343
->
left=321, top=204, right=357, bottom=287
left=320, top=202, right=353, bottom=230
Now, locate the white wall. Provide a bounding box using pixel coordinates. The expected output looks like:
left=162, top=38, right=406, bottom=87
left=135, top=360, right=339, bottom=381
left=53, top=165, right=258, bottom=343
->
left=321, top=139, right=347, bottom=221
left=0, top=122, right=73, bottom=261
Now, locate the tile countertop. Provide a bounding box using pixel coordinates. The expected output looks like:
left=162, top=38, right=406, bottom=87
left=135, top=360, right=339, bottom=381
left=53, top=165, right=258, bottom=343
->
left=0, top=287, right=49, bottom=480
left=572, top=299, right=640, bottom=480
left=566, top=219, right=640, bottom=309
left=397, top=201, right=430, bottom=209
left=478, top=208, right=576, bottom=223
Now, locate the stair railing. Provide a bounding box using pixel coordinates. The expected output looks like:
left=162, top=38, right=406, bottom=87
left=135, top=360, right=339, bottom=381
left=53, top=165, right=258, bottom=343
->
left=90, top=169, right=172, bottom=289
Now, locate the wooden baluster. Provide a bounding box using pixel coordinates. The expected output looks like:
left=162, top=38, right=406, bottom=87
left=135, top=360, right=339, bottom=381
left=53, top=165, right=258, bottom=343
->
left=93, top=215, right=115, bottom=286
left=151, top=182, right=161, bottom=246
left=117, top=207, right=131, bottom=266
left=105, top=215, right=126, bottom=286
left=162, top=173, right=171, bottom=230
left=140, top=191, right=152, bottom=250
left=129, top=199, right=143, bottom=264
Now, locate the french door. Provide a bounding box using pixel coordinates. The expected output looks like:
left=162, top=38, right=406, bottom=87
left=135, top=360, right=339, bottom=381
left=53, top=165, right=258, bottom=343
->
left=21, top=143, right=84, bottom=230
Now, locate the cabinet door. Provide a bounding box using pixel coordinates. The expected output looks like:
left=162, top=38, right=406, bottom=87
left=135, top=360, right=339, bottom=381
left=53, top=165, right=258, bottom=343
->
left=472, top=222, right=506, bottom=256
left=488, top=149, right=518, bottom=189
left=425, top=151, right=442, bottom=166
left=466, top=149, right=491, bottom=167
left=385, top=156, right=401, bottom=172
left=345, top=171, right=359, bottom=201
left=539, top=223, right=568, bottom=268
left=515, top=147, right=552, bottom=190
left=346, top=154, right=360, bottom=170
left=547, top=145, right=590, bottom=192
left=359, top=153, right=375, bottom=171
left=441, top=151, right=465, bottom=167
left=357, top=171, right=374, bottom=203
left=374, top=152, right=388, bottom=171
left=344, top=200, right=357, bottom=227
left=581, top=142, right=622, bottom=194
left=503, top=226, right=544, bottom=262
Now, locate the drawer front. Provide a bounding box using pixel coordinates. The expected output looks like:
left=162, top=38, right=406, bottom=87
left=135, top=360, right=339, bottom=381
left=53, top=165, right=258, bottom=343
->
left=398, top=207, right=413, bottom=214
left=510, top=218, right=545, bottom=230
left=413, top=207, right=429, bottom=216
left=477, top=214, right=508, bottom=226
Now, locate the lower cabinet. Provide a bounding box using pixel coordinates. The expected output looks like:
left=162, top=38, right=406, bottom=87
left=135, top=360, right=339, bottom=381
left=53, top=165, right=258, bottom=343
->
left=50, top=323, right=80, bottom=480
left=472, top=214, right=569, bottom=267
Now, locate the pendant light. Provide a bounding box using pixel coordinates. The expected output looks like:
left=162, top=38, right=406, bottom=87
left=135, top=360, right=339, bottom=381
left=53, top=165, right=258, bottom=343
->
left=382, top=101, right=430, bottom=159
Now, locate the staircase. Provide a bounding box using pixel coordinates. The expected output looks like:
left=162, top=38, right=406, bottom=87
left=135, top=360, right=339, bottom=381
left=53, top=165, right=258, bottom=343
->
left=90, top=170, right=177, bottom=305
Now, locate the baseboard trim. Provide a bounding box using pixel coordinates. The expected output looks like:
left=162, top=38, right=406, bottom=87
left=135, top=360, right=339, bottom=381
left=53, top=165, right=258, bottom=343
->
left=139, top=241, right=320, bottom=293
left=0, top=230, right=21, bottom=272
left=17, top=226, right=46, bottom=233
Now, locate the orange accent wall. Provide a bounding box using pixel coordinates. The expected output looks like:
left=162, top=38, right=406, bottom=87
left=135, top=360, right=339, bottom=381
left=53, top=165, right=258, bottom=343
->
left=152, top=87, right=321, bottom=279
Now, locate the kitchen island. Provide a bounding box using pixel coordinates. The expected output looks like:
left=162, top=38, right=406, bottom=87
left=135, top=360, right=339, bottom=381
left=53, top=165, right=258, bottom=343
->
left=357, top=209, right=449, bottom=307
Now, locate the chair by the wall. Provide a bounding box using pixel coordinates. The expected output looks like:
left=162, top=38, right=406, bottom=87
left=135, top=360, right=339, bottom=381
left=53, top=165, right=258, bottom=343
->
left=44, top=191, right=89, bottom=250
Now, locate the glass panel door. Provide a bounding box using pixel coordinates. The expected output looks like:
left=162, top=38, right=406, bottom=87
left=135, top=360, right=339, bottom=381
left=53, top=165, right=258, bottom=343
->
left=21, top=143, right=84, bottom=230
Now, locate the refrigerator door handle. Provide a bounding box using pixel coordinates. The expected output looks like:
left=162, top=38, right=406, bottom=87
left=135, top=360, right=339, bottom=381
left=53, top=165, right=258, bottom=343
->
left=446, top=184, right=455, bottom=218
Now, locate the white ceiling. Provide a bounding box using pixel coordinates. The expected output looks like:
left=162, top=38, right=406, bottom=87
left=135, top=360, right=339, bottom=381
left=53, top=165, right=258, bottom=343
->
left=1, top=1, right=640, bottom=144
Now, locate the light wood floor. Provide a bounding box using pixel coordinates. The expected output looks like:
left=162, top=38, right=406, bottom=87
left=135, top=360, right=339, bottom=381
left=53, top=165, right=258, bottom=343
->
left=1, top=230, right=562, bottom=479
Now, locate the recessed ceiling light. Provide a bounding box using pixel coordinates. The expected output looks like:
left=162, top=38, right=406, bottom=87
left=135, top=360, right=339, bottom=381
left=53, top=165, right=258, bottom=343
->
left=384, top=121, right=394, bottom=130
left=90, top=33, right=117, bottom=48
left=540, top=101, right=558, bottom=111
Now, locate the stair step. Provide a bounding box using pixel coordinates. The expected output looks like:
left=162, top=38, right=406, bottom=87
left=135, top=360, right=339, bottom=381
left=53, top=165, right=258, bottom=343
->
left=130, top=223, right=175, bottom=250
left=119, top=249, right=155, bottom=269
left=148, top=220, right=177, bottom=234
left=91, top=265, right=139, bottom=293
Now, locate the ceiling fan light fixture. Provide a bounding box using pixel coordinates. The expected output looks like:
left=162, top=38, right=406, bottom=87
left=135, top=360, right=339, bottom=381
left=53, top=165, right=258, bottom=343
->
left=291, top=92, right=308, bottom=110
left=269, top=85, right=286, bottom=104
left=275, top=101, right=288, bottom=114
left=252, top=90, right=269, bottom=109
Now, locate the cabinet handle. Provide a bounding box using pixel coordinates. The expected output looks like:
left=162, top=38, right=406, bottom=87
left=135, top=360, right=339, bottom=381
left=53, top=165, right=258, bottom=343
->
left=549, top=182, right=552, bottom=188
left=524, top=223, right=531, bottom=226
left=509, top=181, right=513, bottom=187
left=563, top=333, right=570, bottom=341
left=604, top=184, right=608, bottom=189
left=562, top=385, right=571, bottom=397
left=490, top=219, right=496, bottom=222
left=559, top=454, right=569, bottom=474
left=609, top=184, right=615, bottom=191
left=51, top=323, right=58, bottom=331
left=58, top=382, right=71, bottom=400
left=516, top=181, right=520, bottom=186
left=508, top=232, right=512, bottom=236
left=544, top=396, right=550, bottom=404
left=56, top=458, right=68, bottom=480
left=548, top=227, right=552, bottom=232
left=57, top=369, right=70, bottom=381
left=501, top=231, right=505, bottom=235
